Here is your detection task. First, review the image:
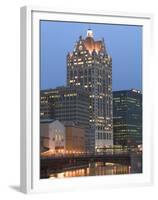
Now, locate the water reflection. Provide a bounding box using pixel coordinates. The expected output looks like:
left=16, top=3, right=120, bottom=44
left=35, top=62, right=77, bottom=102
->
left=49, top=162, right=136, bottom=179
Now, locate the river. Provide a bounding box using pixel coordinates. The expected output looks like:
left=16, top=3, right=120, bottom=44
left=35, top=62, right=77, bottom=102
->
left=49, top=159, right=142, bottom=179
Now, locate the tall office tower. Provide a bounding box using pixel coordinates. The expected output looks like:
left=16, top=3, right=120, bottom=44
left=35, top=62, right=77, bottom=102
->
left=113, top=89, right=142, bottom=147
left=67, top=29, right=113, bottom=150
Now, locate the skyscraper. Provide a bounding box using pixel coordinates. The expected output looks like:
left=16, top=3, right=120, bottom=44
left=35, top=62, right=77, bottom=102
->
left=67, top=29, right=113, bottom=150
left=113, top=89, right=142, bottom=147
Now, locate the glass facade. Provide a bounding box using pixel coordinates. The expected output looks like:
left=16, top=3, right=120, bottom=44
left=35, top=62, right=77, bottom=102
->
left=113, top=89, right=142, bottom=147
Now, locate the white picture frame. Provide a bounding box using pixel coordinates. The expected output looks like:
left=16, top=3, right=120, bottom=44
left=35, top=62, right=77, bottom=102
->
left=20, top=6, right=153, bottom=194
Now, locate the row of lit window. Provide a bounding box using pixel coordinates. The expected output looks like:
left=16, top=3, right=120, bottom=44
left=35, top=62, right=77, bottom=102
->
left=41, top=96, right=47, bottom=100
left=68, top=60, right=110, bottom=66
left=40, top=100, right=48, bottom=104
left=73, top=61, right=84, bottom=65
left=49, top=95, right=60, bottom=98
left=64, top=93, right=77, bottom=97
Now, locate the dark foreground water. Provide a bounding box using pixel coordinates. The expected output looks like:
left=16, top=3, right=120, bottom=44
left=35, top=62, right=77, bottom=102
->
left=49, top=159, right=142, bottom=179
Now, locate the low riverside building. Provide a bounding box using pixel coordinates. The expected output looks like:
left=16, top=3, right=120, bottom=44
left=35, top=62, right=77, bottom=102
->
left=40, top=119, right=65, bottom=153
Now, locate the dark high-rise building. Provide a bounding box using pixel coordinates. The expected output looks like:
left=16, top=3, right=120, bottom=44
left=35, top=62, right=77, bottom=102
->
left=67, top=29, right=113, bottom=150
left=113, top=89, right=142, bottom=147
left=40, top=86, right=94, bottom=151
left=40, top=86, right=89, bottom=127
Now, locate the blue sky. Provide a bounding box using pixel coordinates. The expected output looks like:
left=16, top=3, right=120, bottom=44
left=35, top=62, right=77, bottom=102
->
left=40, top=20, right=142, bottom=91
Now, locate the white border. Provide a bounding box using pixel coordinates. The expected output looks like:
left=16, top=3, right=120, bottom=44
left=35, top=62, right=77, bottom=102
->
left=20, top=6, right=153, bottom=194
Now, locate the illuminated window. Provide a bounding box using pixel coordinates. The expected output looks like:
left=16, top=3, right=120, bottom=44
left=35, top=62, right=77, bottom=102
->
left=87, top=61, right=92, bottom=64
left=78, top=61, right=84, bottom=65
left=69, top=80, right=74, bottom=83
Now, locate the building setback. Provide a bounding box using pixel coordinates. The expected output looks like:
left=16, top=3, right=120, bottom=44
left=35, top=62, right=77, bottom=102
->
left=67, top=29, right=113, bottom=149
left=113, top=89, right=142, bottom=147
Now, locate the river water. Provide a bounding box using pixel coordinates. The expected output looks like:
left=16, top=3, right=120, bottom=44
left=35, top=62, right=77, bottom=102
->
left=49, top=160, right=142, bottom=179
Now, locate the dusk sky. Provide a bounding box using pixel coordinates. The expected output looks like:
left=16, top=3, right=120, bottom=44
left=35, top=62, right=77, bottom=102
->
left=40, top=20, right=142, bottom=91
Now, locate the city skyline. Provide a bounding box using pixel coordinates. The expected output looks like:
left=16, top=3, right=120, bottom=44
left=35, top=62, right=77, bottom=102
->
left=40, top=21, right=142, bottom=91
left=40, top=22, right=142, bottom=178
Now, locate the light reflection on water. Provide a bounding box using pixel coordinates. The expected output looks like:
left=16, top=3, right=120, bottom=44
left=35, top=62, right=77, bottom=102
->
left=49, top=162, right=133, bottom=179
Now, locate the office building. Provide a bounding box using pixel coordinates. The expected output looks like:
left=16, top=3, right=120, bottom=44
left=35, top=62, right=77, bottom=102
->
left=40, top=86, right=89, bottom=127
left=113, top=89, right=142, bottom=147
left=40, top=86, right=94, bottom=151
left=67, top=29, right=113, bottom=150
